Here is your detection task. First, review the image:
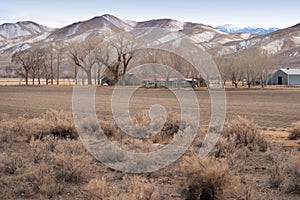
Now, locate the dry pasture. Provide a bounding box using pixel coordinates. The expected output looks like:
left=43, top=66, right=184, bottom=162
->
left=0, top=86, right=299, bottom=129
left=0, top=86, right=300, bottom=199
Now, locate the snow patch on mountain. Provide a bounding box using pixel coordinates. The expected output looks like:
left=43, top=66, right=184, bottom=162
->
left=0, top=23, right=32, bottom=39
left=102, top=14, right=133, bottom=31
left=239, top=33, right=252, bottom=39
left=125, top=20, right=137, bottom=27
left=169, top=20, right=185, bottom=31
left=157, top=32, right=181, bottom=44
left=200, top=25, right=227, bottom=35
left=292, top=36, right=300, bottom=45
left=0, top=21, right=53, bottom=39
left=190, top=31, right=216, bottom=43
left=237, top=38, right=262, bottom=49
left=2, top=43, right=32, bottom=54
left=261, top=39, right=284, bottom=54
left=291, top=51, right=299, bottom=57
left=217, top=38, right=236, bottom=44
left=16, top=44, right=31, bottom=52
left=68, top=24, right=81, bottom=36
left=23, top=32, right=51, bottom=44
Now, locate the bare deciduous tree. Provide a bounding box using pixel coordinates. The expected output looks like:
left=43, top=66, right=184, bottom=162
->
left=229, top=55, right=243, bottom=88
left=32, top=48, right=45, bottom=85
left=44, top=45, right=55, bottom=85
left=56, top=51, right=62, bottom=85
left=69, top=37, right=101, bottom=85
left=12, top=49, right=31, bottom=85
left=213, top=54, right=229, bottom=87
left=245, top=67, right=257, bottom=88
left=96, top=36, right=135, bottom=85
left=257, top=50, right=274, bottom=88
left=95, top=45, right=110, bottom=85
left=237, top=48, right=258, bottom=88
left=12, top=47, right=45, bottom=85
left=239, top=48, right=275, bottom=88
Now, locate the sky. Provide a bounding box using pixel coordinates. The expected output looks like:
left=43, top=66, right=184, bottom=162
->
left=0, top=0, right=299, bottom=29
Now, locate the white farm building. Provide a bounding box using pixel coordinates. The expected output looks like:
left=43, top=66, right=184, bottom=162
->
left=268, top=68, right=300, bottom=86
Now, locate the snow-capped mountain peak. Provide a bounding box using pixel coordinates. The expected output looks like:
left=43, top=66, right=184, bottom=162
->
left=216, top=24, right=240, bottom=33
left=0, top=21, right=54, bottom=40
left=216, top=24, right=279, bottom=34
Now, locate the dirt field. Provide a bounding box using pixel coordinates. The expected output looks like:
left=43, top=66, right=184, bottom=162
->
left=0, top=86, right=299, bottom=129
left=0, top=85, right=300, bottom=199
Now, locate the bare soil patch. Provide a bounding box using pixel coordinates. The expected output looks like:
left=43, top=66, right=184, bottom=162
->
left=0, top=86, right=299, bottom=128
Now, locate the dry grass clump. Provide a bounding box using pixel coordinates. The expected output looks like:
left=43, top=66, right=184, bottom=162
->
left=18, top=161, right=63, bottom=198
left=86, top=175, right=158, bottom=199
left=100, top=119, right=159, bottom=153
left=41, top=109, right=77, bottom=139
left=54, top=152, right=89, bottom=183
left=7, top=136, right=93, bottom=199
left=29, top=136, right=56, bottom=163
left=29, top=136, right=92, bottom=182
left=288, top=121, right=300, bottom=140
left=53, top=139, right=92, bottom=183
left=224, top=116, right=268, bottom=151
left=212, top=116, right=268, bottom=158
left=0, top=116, right=26, bottom=143
left=0, top=110, right=77, bottom=144
left=86, top=177, right=108, bottom=199
left=96, top=110, right=181, bottom=153
left=268, top=150, right=300, bottom=194
left=0, top=113, right=10, bottom=121
left=131, top=109, right=151, bottom=128
left=130, top=110, right=180, bottom=144
left=178, top=155, right=242, bottom=200
left=101, top=120, right=123, bottom=140
left=1, top=155, right=24, bottom=175
left=150, top=112, right=180, bottom=144
left=268, top=165, right=284, bottom=189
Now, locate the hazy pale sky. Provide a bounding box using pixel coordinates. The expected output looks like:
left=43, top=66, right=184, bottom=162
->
left=0, top=0, right=299, bottom=28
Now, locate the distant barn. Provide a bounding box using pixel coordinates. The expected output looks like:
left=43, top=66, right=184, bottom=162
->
left=268, top=68, right=300, bottom=86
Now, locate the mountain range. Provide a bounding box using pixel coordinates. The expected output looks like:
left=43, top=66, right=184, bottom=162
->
left=216, top=24, right=279, bottom=35
left=0, top=14, right=299, bottom=76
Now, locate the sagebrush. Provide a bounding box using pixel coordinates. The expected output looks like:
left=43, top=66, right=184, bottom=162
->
left=178, top=155, right=241, bottom=200
left=211, top=116, right=268, bottom=158
left=288, top=121, right=300, bottom=140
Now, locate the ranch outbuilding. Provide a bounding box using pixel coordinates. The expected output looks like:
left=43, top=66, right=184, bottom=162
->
left=268, top=68, right=300, bottom=86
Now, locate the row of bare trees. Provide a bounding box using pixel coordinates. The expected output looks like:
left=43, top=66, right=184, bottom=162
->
left=12, top=35, right=274, bottom=87
left=12, top=44, right=62, bottom=85
left=214, top=48, right=274, bottom=88
left=12, top=36, right=196, bottom=85
left=11, top=35, right=137, bottom=86
left=69, top=37, right=274, bottom=88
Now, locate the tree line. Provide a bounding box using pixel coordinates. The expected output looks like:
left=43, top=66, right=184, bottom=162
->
left=214, top=48, right=274, bottom=88
left=12, top=44, right=63, bottom=85
left=11, top=36, right=137, bottom=86
left=11, top=36, right=274, bottom=87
